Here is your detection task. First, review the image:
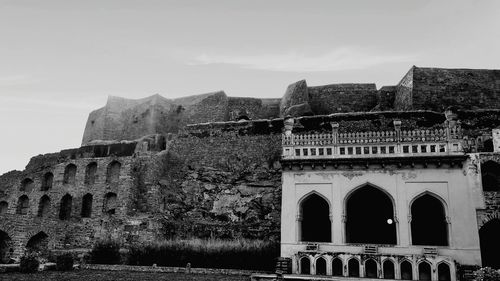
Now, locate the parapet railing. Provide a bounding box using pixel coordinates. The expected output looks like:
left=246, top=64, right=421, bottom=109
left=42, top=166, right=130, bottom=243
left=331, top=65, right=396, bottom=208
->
left=282, top=123, right=463, bottom=159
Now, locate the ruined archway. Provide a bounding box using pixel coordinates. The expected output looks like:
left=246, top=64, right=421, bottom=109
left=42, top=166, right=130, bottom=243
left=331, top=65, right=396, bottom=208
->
left=41, top=172, right=53, bottom=191
left=63, top=164, right=77, bottom=185
left=37, top=195, right=51, bottom=217
left=479, top=218, right=500, bottom=269
left=0, top=201, right=8, bottom=214
left=81, top=194, right=93, bottom=218
left=299, top=193, right=331, bottom=242
left=84, top=162, right=97, bottom=185
left=345, top=185, right=396, bottom=244
left=103, top=192, right=117, bottom=215
left=481, top=161, right=500, bottom=191
left=16, top=195, right=29, bottom=215
left=26, top=231, right=49, bottom=256
left=106, top=161, right=121, bottom=185
left=20, top=178, right=34, bottom=192
left=59, top=194, right=72, bottom=220
left=0, top=231, right=12, bottom=264
left=411, top=193, right=448, bottom=246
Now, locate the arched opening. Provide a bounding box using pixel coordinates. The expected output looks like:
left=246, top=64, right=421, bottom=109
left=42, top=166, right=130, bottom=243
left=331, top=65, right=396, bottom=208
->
left=59, top=194, right=72, bottom=220
left=0, top=201, right=8, bottom=214
left=300, top=193, right=331, bottom=242
left=103, top=192, right=117, bottom=215
left=106, top=161, right=121, bottom=185
left=20, top=178, right=34, bottom=192
left=300, top=257, right=310, bottom=275
left=438, top=263, right=451, bottom=281
left=63, top=164, right=77, bottom=185
left=84, top=162, right=97, bottom=185
left=400, top=260, right=413, bottom=280
left=16, top=195, right=29, bottom=215
left=365, top=259, right=378, bottom=278
left=348, top=258, right=360, bottom=277
left=0, top=231, right=12, bottom=264
left=418, top=262, right=432, bottom=281
left=383, top=260, right=395, bottom=279
left=411, top=194, right=448, bottom=246
left=346, top=185, right=396, bottom=244
left=316, top=257, right=326, bottom=275
left=481, top=161, right=500, bottom=191
left=26, top=231, right=49, bottom=256
left=332, top=258, right=343, bottom=276
left=37, top=195, right=51, bottom=217
left=41, top=172, right=53, bottom=191
left=81, top=194, right=93, bottom=218
left=237, top=115, right=250, bottom=121
left=479, top=219, right=500, bottom=268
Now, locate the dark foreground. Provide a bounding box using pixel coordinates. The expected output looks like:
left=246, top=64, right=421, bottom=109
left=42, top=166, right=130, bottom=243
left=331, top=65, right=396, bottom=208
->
left=0, top=270, right=249, bottom=281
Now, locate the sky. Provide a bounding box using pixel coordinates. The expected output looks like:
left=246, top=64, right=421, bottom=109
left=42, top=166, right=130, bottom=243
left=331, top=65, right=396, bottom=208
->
left=1, top=0, right=500, bottom=174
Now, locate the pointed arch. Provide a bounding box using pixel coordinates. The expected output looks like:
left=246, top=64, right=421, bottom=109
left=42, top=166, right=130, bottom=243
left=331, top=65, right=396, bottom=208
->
left=106, top=161, right=121, bottom=184
left=365, top=258, right=378, bottom=278
left=26, top=231, right=49, bottom=256
left=315, top=256, right=327, bottom=275
left=345, top=183, right=397, bottom=244
left=103, top=192, right=117, bottom=215
left=411, top=192, right=448, bottom=246
left=300, top=256, right=310, bottom=275
left=479, top=218, right=500, bottom=269
left=348, top=258, right=360, bottom=277
left=20, top=178, right=34, bottom=192
left=383, top=259, right=395, bottom=279
left=37, top=195, right=51, bottom=217
left=332, top=257, right=343, bottom=276
left=59, top=194, right=72, bottom=220
left=16, top=195, right=29, bottom=215
left=84, top=162, right=97, bottom=185
left=437, top=262, right=451, bottom=281
left=41, top=172, right=53, bottom=191
left=400, top=259, right=413, bottom=280
left=298, top=191, right=331, bottom=242
left=81, top=193, right=93, bottom=218
left=0, top=230, right=12, bottom=264
left=63, top=164, right=77, bottom=185
left=418, top=261, right=432, bottom=281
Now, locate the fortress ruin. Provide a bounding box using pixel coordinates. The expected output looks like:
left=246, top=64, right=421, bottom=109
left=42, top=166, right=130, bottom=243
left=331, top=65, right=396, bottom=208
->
left=1, top=66, right=500, bottom=280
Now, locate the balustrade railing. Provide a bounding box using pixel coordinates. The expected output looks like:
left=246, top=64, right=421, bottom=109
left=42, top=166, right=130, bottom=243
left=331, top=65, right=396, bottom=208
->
left=282, top=122, right=463, bottom=159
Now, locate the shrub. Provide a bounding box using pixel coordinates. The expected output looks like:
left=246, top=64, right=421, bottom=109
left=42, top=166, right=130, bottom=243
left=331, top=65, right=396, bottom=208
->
left=56, top=253, right=74, bottom=271
left=127, top=238, right=279, bottom=271
left=474, top=267, right=500, bottom=281
left=90, top=240, right=121, bottom=264
left=19, top=254, right=40, bottom=273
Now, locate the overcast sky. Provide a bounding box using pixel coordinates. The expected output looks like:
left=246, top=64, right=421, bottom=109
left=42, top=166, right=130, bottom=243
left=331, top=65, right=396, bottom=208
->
left=1, top=0, right=500, bottom=174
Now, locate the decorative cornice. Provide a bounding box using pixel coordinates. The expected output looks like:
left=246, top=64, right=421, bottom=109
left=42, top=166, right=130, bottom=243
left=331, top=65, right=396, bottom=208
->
left=280, top=155, right=468, bottom=170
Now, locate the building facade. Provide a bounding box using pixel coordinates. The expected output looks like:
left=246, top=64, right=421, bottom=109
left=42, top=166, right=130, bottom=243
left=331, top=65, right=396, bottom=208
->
left=279, top=112, right=494, bottom=281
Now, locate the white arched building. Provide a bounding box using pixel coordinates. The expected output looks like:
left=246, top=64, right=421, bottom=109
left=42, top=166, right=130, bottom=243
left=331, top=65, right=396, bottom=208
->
left=276, top=115, right=484, bottom=281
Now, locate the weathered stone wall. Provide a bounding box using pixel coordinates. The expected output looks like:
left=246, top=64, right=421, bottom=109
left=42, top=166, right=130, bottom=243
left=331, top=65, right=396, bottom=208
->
left=308, top=83, right=378, bottom=114
left=395, top=67, right=500, bottom=111
left=146, top=131, right=283, bottom=240
left=375, top=86, right=396, bottom=111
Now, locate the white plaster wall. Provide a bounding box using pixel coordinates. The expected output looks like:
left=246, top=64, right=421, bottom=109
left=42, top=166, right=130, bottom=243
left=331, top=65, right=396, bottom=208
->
left=281, top=161, right=483, bottom=266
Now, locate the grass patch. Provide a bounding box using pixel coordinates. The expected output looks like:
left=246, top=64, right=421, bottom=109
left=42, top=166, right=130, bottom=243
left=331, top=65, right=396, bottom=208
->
left=127, top=238, right=278, bottom=271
